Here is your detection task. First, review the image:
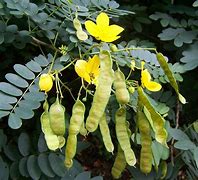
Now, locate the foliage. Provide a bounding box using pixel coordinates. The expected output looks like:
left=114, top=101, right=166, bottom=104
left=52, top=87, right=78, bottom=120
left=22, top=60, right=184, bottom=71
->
left=0, top=0, right=197, bottom=179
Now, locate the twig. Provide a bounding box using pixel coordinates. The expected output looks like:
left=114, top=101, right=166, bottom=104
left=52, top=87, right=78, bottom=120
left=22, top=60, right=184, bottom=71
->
left=31, top=36, right=60, bottom=52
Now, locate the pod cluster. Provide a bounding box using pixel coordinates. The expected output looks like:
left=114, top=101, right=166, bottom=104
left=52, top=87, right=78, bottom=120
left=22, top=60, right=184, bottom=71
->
left=40, top=97, right=66, bottom=151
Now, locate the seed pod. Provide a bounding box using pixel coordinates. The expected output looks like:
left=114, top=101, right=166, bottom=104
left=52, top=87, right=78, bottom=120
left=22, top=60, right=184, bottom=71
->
left=99, top=113, right=114, bottom=153
left=73, top=17, right=82, bottom=30
left=58, top=136, right=65, bottom=148
left=137, top=87, right=167, bottom=147
left=156, top=53, right=186, bottom=104
left=76, top=30, right=88, bottom=41
left=69, top=100, right=85, bottom=135
left=49, top=97, right=66, bottom=136
left=39, top=73, right=53, bottom=93
left=86, top=50, right=114, bottom=132
left=65, top=135, right=77, bottom=168
left=45, top=134, right=60, bottom=151
left=79, top=122, right=87, bottom=136
left=114, top=70, right=130, bottom=105
left=111, top=145, right=127, bottom=179
left=40, top=101, right=60, bottom=151
left=115, top=107, right=136, bottom=166
left=137, top=109, right=152, bottom=174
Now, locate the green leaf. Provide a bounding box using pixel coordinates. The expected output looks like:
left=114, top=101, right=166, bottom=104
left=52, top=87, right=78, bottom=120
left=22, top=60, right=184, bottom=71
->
left=60, top=54, right=70, bottom=62
left=3, top=143, right=22, bottom=161
left=5, top=73, right=29, bottom=88
left=0, top=103, right=13, bottom=110
left=168, top=128, right=190, bottom=141
left=14, top=106, right=34, bottom=119
left=48, top=153, right=66, bottom=177
left=91, top=176, right=103, bottom=180
left=19, top=99, right=41, bottom=110
left=0, top=110, right=10, bottom=118
left=19, top=157, right=29, bottom=177
left=38, top=153, right=55, bottom=178
left=26, top=60, right=42, bottom=73
left=193, top=0, right=198, bottom=7
left=24, top=91, right=45, bottom=102
left=0, top=82, right=22, bottom=96
left=180, top=42, right=198, bottom=71
left=10, top=162, right=20, bottom=179
left=37, top=133, right=48, bottom=153
left=0, top=157, right=9, bottom=180
left=0, top=92, right=17, bottom=103
left=74, top=171, right=91, bottom=180
left=8, top=113, right=22, bottom=129
left=133, top=21, right=142, bottom=32
left=27, top=155, right=41, bottom=180
left=109, top=1, right=119, bottom=9
left=18, top=133, right=31, bottom=156
left=34, top=55, right=50, bottom=67
left=193, top=147, right=198, bottom=168
left=193, top=121, right=198, bottom=133
left=174, top=140, right=196, bottom=150
left=14, top=64, right=35, bottom=80
left=0, top=130, right=7, bottom=151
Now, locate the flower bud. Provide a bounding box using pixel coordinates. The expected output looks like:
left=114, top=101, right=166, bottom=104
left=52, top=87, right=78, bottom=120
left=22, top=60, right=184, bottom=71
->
left=39, top=73, right=53, bottom=92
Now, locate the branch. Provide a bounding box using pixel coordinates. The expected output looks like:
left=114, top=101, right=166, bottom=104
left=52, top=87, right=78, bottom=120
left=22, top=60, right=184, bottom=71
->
left=31, top=36, right=60, bottom=52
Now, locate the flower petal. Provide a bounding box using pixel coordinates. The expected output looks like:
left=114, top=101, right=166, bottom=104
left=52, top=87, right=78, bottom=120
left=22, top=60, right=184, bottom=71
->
left=96, top=12, right=109, bottom=27
left=141, top=69, right=151, bottom=87
left=144, top=81, right=162, bottom=92
left=85, top=20, right=99, bottom=38
left=86, top=55, right=100, bottom=74
left=108, top=25, right=124, bottom=36
left=75, top=60, right=91, bottom=83
left=100, top=35, right=120, bottom=43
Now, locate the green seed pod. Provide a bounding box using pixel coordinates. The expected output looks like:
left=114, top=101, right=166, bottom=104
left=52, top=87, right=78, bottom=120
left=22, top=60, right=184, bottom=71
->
left=69, top=100, right=85, bottom=135
left=45, top=134, right=60, bottom=151
left=58, top=136, right=65, bottom=148
left=76, top=30, right=88, bottom=41
left=137, top=109, right=152, bottom=174
left=111, top=145, right=127, bottom=179
left=40, top=100, right=60, bottom=151
left=65, top=135, right=77, bottom=168
left=114, top=70, right=130, bottom=105
left=156, top=53, right=186, bottom=104
left=86, top=50, right=114, bottom=132
left=115, top=107, right=136, bottom=166
left=49, top=97, right=66, bottom=136
left=99, top=113, right=114, bottom=153
left=73, top=17, right=82, bottom=30
left=79, top=122, right=87, bottom=136
left=137, top=87, right=168, bottom=147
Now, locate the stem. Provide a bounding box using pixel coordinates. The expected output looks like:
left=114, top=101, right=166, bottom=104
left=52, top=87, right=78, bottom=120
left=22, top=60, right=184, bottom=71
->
left=58, top=59, right=77, bottom=73
left=31, top=36, right=60, bottom=52
left=57, top=73, right=64, bottom=99
left=88, top=47, right=157, bottom=56
left=48, top=51, right=58, bottom=73
left=170, top=99, right=180, bottom=165
left=59, top=80, right=76, bottom=101
left=126, top=68, right=133, bottom=80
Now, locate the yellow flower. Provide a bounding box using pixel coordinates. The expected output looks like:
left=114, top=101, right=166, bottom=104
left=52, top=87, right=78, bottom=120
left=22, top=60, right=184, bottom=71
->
left=85, top=12, right=124, bottom=42
left=141, top=62, right=161, bottom=92
left=39, top=74, right=53, bottom=92
left=75, top=55, right=100, bottom=85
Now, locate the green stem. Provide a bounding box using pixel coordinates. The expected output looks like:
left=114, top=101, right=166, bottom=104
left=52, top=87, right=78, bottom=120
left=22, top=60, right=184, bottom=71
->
left=58, top=59, right=77, bottom=73
left=48, top=51, right=58, bottom=73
